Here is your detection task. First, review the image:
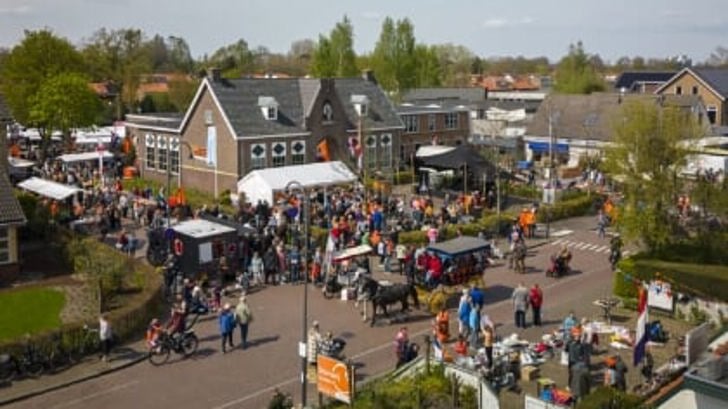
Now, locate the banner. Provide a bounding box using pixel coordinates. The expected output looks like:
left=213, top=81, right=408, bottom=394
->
left=206, top=126, right=217, bottom=167
left=647, top=280, right=674, bottom=311
left=317, top=355, right=352, bottom=404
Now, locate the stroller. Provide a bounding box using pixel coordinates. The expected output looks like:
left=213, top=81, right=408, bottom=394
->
left=546, top=254, right=570, bottom=278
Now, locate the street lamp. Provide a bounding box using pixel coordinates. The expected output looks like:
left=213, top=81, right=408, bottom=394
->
left=166, top=138, right=194, bottom=227
left=286, top=180, right=310, bottom=407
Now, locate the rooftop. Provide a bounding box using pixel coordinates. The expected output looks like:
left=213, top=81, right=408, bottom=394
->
left=172, top=219, right=236, bottom=239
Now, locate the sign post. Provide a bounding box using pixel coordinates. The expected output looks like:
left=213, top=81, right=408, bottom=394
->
left=317, top=355, right=353, bottom=405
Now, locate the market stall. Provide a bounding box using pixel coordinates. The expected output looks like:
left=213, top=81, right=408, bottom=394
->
left=236, top=161, right=357, bottom=205
left=17, top=177, right=82, bottom=201
left=170, top=219, right=239, bottom=279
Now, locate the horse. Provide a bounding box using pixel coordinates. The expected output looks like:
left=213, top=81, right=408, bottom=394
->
left=355, top=275, right=419, bottom=327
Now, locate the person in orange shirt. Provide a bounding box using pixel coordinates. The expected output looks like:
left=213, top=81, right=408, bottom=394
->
left=434, top=307, right=450, bottom=344
left=370, top=230, right=381, bottom=248
left=519, top=209, right=530, bottom=238
left=524, top=209, right=536, bottom=238
left=453, top=334, right=468, bottom=356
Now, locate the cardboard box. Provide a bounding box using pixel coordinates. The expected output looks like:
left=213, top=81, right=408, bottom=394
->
left=521, top=365, right=540, bottom=381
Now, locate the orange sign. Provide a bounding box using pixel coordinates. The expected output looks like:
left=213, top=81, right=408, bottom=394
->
left=317, top=355, right=352, bottom=404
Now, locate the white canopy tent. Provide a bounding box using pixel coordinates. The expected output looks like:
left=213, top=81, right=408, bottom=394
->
left=17, top=177, right=82, bottom=200
left=57, top=151, right=114, bottom=163
left=237, top=161, right=358, bottom=205
left=415, top=145, right=455, bottom=157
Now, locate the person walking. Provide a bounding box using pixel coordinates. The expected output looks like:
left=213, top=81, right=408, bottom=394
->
left=99, top=314, right=113, bottom=362
left=468, top=303, right=481, bottom=348
left=219, top=303, right=236, bottom=353
left=457, top=289, right=471, bottom=337
left=597, top=209, right=607, bottom=239
left=234, top=296, right=253, bottom=349
left=249, top=251, right=264, bottom=286
left=307, top=320, right=322, bottom=366
left=529, top=283, right=543, bottom=326
left=511, top=282, right=529, bottom=329
left=394, top=327, right=409, bottom=368
left=482, top=326, right=495, bottom=369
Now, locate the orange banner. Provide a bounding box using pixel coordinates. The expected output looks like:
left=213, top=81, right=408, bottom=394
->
left=317, top=355, right=351, bottom=404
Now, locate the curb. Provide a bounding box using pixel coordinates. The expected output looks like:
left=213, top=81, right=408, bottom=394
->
left=0, top=353, right=147, bottom=406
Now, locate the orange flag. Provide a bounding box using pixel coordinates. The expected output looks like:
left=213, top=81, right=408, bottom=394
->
left=317, top=139, right=330, bottom=162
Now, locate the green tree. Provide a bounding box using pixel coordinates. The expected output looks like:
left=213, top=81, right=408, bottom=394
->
left=0, top=30, right=86, bottom=127
left=206, top=38, right=255, bottom=76
left=371, top=17, right=418, bottom=94
left=604, top=100, right=701, bottom=253
left=81, top=28, right=152, bottom=118
left=554, top=41, right=605, bottom=94
left=29, top=72, right=102, bottom=148
left=432, top=43, right=474, bottom=87
left=168, top=77, right=200, bottom=112
left=413, top=44, right=441, bottom=87
left=311, top=15, right=358, bottom=77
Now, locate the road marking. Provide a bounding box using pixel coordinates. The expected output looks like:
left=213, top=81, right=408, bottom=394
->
left=552, top=239, right=564, bottom=245
left=551, top=229, right=573, bottom=238
left=596, top=246, right=610, bottom=253
left=211, top=256, right=611, bottom=409
left=587, top=244, right=599, bottom=251
left=49, top=380, right=139, bottom=409
left=576, top=243, right=589, bottom=250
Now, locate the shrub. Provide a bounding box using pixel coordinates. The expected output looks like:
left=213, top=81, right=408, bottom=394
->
left=398, top=230, right=428, bottom=245
left=310, top=226, right=330, bottom=247
left=537, top=194, right=598, bottom=223
left=576, top=387, right=643, bottom=409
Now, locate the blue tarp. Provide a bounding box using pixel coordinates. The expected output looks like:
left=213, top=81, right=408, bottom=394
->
left=528, top=142, right=569, bottom=153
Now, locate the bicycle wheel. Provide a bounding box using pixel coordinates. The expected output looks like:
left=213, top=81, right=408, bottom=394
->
left=23, top=359, right=45, bottom=378
left=0, top=359, right=17, bottom=384
left=181, top=334, right=199, bottom=357
left=148, top=345, right=171, bottom=366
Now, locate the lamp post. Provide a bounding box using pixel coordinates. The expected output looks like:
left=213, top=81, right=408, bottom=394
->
left=286, top=180, right=310, bottom=408
left=166, top=138, right=194, bottom=228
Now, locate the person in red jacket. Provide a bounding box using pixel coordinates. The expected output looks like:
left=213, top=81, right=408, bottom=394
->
left=529, top=283, right=544, bottom=326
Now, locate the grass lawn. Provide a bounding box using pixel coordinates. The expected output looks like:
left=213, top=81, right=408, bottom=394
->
left=0, top=287, right=65, bottom=342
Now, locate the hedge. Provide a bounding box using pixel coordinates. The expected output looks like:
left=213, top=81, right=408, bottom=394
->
left=614, top=256, right=728, bottom=302
left=397, top=213, right=516, bottom=246
left=536, top=193, right=600, bottom=223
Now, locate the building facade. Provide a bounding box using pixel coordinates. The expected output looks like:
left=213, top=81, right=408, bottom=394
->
left=397, top=104, right=470, bottom=161
left=656, top=68, right=728, bottom=126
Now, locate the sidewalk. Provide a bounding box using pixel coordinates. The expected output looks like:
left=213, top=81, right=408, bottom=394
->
left=0, top=340, right=148, bottom=406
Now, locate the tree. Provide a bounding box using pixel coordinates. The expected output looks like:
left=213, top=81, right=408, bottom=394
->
left=206, top=38, right=255, bottom=76
left=432, top=43, right=474, bottom=87
left=370, top=17, right=418, bottom=94
left=554, top=41, right=605, bottom=94
left=413, top=44, right=441, bottom=88
left=310, top=15, right=358, bottom=77
left=603, top=100, right=701, bottom=253
left=707, top=46, right=728, bottom=67
left=168, top=78, right=200, bottom=112
left=166, top=36, right=195, bottom=73
left=0, top=30, right=86, bottom=127
left=29, top=72, right=102, bottom=147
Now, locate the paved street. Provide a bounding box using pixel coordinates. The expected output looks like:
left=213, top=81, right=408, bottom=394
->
left=4, top=216, right=621, bottom=409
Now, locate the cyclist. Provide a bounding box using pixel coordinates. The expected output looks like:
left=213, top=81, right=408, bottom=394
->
left=166, top=299, right=186, bottom=337
left=146, top=318, right=163, bottom=351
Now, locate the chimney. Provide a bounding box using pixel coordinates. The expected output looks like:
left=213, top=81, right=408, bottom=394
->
left=208, top=67, right=222, bottom=83
left=362, top=69, right=377, bottom=84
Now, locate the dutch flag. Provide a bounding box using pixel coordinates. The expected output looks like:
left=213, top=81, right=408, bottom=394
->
left=633, top=285, right=649, bottom=366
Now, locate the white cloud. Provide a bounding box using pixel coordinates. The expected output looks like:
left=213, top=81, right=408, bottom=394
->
left=482, top=16, right=535, bottom=29
left=0, top=5, right=32, bottom=14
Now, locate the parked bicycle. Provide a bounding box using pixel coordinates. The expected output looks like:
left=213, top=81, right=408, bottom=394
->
left=75, top=324, right=101, bottom=361
left=148, top=329, right=199, bottom=366
left=46, top=333, right=77, bottom=374
left=0, top=338, right=47, bottom=383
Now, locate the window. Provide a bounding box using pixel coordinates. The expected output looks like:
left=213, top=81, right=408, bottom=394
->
left=204, top=109, right=213, bottom=125
left=379, top=133, right=392, bottom=168
left=445, top=112, right=458, bottom=129
left=403, top=115, right=418, bottom=133
left=692, top=86, right=699, bottom=95
left=272, top=142, right=286, bottom=167
left=251, top=143, right=266, bottom=170
left=157, top=135, right=168, bottom=171
left=0, top=227, right=9, bottom=264
left=266, top=106, right=278, bottom=120
left=358, top=103, right=368, bottom=116
left=292, top=140, right=306, bottom=165
left=170, top=137, right=180, bottom=174
left=365, top=135, right=377, bottom=168
left=145, top=134, right=156, bottom=170
left=707, top=106, right=717, bottom=124
left=675, top=86, right=682, bottom=95
left=258, top=96, right=279, bottom=121
left=428, top=114, right=436, bottom=131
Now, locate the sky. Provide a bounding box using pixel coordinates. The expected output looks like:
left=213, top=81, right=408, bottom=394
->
left=1, top=0, right=727, bottom=63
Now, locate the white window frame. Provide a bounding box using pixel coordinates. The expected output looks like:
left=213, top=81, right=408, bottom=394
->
left=266, top=106, right=278, bottom=121
left=379, top=133, right=393, bottom=169
left=707, top=105, right=717, bottom=124
left=445, top=112, right=458, bottom=129
left=0, top=227, right=9, bottom=265
left=170, top=137, right=180, bottom=175
left=145, top=134, right=156, bottom=170
left=428, top=114, right=436, bottom=131
left=157, top=135, right=168, bottom=171
left=250, top=143, right=267, bottom=170
left=271, top=142, right=286, bottom=167
left=291, top=140, right=306, bottom=165
left=403, top=115, right=419, bottom=133
left=365, top=135, right=377, bottom=168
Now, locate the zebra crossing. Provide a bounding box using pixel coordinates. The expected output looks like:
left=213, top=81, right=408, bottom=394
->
left=549, top=238, right=631, bottom=256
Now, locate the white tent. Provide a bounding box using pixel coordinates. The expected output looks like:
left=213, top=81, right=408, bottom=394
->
left=415, top=145, right=455, bottom=157
left=57, top=151, right=114, bottom=163
left=17, top=177, right=82, bottom=200
left=237, top=161, right=358, bottom=205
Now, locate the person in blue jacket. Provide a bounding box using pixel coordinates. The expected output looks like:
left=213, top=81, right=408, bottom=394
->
left=219, top=303, right=236, bottom=353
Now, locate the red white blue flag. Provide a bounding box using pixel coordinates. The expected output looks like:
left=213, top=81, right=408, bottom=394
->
left=633, top=285, right=649, bottom=366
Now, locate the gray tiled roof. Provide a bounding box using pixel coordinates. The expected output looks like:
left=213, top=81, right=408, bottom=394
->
left=403, top=87, right=487, bottom=102
left=613, top=71, right=676, bottom=91
left=333, top=78, right=404, bottom=130
left=0, top=171, right=26, bottom=226
left=298, top=79, right=320, bottom=117
left=526, top=93, right=703, bottom=141
left=693, top=68, right=728, bottom=98
left=208, top=78, right=309, bottom=137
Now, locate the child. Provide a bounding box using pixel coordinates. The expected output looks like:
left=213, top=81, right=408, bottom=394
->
left=146, top=318, right=162, bottom=351
left=453, top=335, right=469, bottom=357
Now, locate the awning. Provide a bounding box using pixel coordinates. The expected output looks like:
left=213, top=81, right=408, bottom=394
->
left=528, top=142, right=569, bottom=154
left=427, top=236, right=491, bottom=258
left=8, top=157, right=35, bottom=168
left=17, top=177, right=82, bottom=200
left=333, top=245, right=373, bottom=262
left=57, top=151, right=114, bottom=163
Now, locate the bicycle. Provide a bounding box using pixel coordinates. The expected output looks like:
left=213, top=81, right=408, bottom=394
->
left=148, top=328, right=199, bottom=366
left=46, top=332, right=77, bottom=374
left=0, top=339, right=46, bottom=383
left=73, top=324, right=101, bottom=362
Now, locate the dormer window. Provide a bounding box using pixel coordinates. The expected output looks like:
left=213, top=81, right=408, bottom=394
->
left=258, top=96, right=279, bottom=121
left=351, top=94, right=369, bottom=117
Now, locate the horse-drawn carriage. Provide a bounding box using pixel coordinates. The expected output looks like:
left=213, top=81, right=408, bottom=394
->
left=322, top=244, right=372, bottom=298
